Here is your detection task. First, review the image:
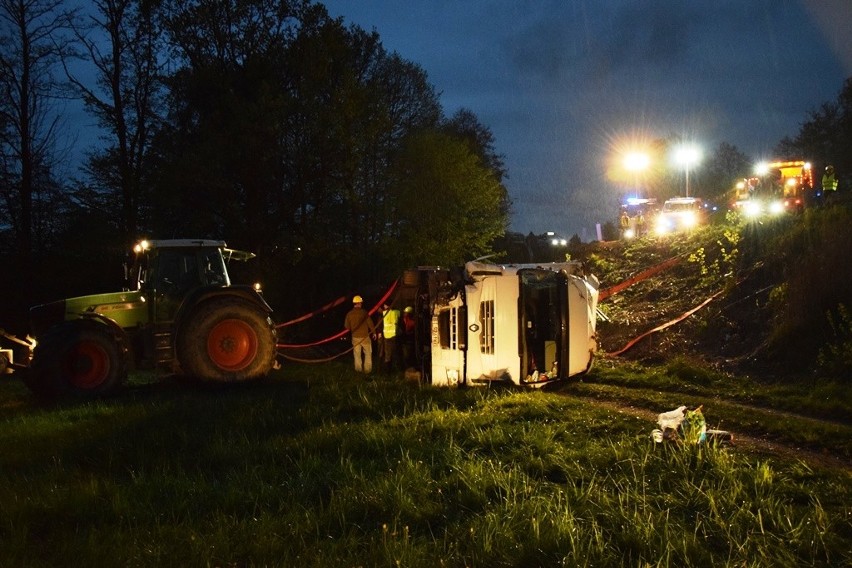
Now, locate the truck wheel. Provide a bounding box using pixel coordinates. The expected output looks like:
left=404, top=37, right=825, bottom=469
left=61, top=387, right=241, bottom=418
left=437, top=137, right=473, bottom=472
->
left=177, top=298, right=276, bottom=382
left=27, top=323, right=126, bottom=398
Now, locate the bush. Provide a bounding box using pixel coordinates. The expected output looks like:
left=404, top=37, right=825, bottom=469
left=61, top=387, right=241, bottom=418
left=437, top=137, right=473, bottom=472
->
left=817, top=304, right=852, bottom=378
left=758, top=206, right=852, bottom=369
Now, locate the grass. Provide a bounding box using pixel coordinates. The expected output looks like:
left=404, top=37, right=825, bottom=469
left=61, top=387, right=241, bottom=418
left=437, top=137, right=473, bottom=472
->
left=0, top=362, right=851, bottom=567
left=576, top=356, right=852, bottom=460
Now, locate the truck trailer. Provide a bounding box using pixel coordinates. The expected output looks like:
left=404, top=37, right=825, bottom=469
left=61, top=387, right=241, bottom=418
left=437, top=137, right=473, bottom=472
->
left=396, top=260, right=599, bottom=387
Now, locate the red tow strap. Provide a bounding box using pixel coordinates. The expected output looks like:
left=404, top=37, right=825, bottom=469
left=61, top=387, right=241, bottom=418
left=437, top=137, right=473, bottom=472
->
left=276, top=279, right=400, bottom=349
left=598, top=255, right=683, bottom=301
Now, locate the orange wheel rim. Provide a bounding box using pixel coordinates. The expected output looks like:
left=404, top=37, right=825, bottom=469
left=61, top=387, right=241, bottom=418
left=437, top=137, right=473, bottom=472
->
left=64, top=341, right=111, bottom=389
left=207, top=319, right=258, bottom=371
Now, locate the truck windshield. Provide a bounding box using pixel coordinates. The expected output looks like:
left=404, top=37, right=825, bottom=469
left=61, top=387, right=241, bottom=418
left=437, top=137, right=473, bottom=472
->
left=519, top=269, right=567, bottom=379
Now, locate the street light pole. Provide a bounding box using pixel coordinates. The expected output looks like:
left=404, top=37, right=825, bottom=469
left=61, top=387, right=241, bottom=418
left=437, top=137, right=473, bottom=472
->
left=675, top=145, right=701, bottom=197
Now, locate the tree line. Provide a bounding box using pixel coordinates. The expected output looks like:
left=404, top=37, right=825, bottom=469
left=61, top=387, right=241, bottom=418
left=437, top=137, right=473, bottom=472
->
left=0, top=0, right=509, bottom=322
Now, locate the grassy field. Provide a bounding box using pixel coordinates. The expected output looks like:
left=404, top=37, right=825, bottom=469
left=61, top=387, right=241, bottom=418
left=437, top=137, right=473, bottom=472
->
left=1, top=362, right=850, bottom=567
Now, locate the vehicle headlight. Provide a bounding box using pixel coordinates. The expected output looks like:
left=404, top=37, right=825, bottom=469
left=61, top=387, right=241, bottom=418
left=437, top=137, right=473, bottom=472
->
left=768, top=201, right=784, bottom=215
left=743, top=201, right=762, bottom=218
left=682, top=212, right=697, bottom=227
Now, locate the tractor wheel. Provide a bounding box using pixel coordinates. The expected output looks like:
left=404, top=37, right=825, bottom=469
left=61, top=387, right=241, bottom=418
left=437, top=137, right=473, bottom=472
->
left=177, top=298, right=276, bottom=382
left=26, top=322, right=126, bottom=399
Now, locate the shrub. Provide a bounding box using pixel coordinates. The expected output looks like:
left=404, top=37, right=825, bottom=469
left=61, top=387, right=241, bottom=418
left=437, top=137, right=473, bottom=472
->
left=817, top=304, right=852, bottom=378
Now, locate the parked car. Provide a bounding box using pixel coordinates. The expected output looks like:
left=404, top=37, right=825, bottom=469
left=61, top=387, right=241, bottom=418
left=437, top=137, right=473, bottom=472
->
left=655, top=197, right=706, bottom=234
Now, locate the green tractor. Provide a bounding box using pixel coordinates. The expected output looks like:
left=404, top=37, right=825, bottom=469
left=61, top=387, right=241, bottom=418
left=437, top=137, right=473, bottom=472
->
left=13, top=239, right=278, bottom=399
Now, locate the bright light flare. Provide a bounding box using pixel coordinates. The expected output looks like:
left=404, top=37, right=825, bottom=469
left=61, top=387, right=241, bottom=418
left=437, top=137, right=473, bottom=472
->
left=743, top=201, right=762, bottom=218
left=768, top=201, right=784, bottom=215
left=624, top=151, right=650, bottom=172
left=673, top=145, right=701, bottom=168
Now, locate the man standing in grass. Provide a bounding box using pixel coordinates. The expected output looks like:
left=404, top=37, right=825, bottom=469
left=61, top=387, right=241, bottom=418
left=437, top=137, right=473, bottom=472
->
left=344, top=295, right=376, bottom=374
left=378, top=302, right=401, bottom=373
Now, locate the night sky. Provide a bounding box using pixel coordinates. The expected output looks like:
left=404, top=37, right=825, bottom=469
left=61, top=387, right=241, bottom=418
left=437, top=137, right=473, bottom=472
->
left=322, top=1, right=852, bottom=240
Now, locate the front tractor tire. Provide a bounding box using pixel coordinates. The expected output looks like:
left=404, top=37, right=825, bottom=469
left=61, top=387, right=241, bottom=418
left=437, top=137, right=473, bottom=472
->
left=26, top=322, right=127, bottom=399
left=177, top=298, right=276, bottom=382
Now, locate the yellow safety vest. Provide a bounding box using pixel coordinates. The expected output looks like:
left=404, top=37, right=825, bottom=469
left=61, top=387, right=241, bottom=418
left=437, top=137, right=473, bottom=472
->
left=383, top=309, right=400, bottom=338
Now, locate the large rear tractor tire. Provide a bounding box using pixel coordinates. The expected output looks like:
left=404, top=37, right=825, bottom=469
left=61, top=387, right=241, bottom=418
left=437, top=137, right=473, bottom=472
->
left=177, top=298, right=276, bottom=382
left=26, top=322, right=127, bottom=399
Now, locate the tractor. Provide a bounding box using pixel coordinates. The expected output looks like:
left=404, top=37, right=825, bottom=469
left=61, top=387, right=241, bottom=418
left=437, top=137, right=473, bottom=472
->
left=3, top=239, right=278, bottom=399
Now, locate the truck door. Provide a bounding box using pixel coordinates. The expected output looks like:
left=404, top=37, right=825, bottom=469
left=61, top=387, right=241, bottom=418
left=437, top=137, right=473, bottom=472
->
left=519, top=269, right=567, bottom=382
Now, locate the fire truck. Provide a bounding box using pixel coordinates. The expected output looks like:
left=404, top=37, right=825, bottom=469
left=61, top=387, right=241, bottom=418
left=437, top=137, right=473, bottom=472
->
left=755, top=160, right=814, bottom=213
left=396, top=260, right=599, bottom=387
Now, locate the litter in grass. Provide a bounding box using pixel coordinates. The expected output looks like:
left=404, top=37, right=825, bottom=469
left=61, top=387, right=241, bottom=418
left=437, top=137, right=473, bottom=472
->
left=651, top=405, right=734, bottom=445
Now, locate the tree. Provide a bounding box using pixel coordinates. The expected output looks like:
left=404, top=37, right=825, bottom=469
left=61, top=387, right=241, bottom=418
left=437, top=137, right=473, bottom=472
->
left=696, top=142, right=752, bottom=202
left=776, top=77, right=852, bottom=186
left=0, top=0, right=72, bottom=266
left=64, top=0, right=165, bottom=245
left=391, top=129, right=507, bottom=267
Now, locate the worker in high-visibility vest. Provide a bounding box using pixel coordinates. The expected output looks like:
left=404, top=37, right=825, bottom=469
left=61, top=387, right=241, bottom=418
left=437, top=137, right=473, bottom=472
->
left=619, top=210, right=630, bottom=238
left=822, top=165, right=838, bottom=203
left=378, top=302, right=401, bottom=372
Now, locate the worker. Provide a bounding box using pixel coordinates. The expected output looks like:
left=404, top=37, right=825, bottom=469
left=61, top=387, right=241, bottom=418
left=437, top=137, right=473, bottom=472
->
left=619, top=210, right=630, bottom=238
left=343, top=295, right=376, bottom=374
left=401, top=306, right=416, bottom=369
left=822, top=165, right=838, bottom=203
left=378, top=302, right=401, bottom=372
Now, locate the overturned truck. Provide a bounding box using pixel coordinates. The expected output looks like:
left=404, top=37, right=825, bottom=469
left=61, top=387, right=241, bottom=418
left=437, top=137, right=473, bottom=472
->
left=397, top=261, right=599, bottom=387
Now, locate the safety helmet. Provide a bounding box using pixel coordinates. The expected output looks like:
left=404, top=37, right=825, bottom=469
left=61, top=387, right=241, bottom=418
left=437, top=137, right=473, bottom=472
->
left=353, top=295, right=363, bottom=304
left=826, top=165, right=834, bottom=173
left=404, top=306, right=413, bottom=313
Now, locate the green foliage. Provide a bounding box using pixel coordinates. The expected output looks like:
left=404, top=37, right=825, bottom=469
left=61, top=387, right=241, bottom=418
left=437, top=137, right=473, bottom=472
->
left=686, top=224, right=740, bottom=289
left=817, top=304, right=852, bottom=377
left=586, top=252, right=617, bottom=275
left=389, top=129, right=508, bottom=267
left=758, top=206, right=852, bottom=366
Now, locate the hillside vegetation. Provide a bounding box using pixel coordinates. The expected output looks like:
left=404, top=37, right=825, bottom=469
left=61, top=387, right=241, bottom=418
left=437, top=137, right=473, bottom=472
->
left=582, top=204, right=852, bottom=379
